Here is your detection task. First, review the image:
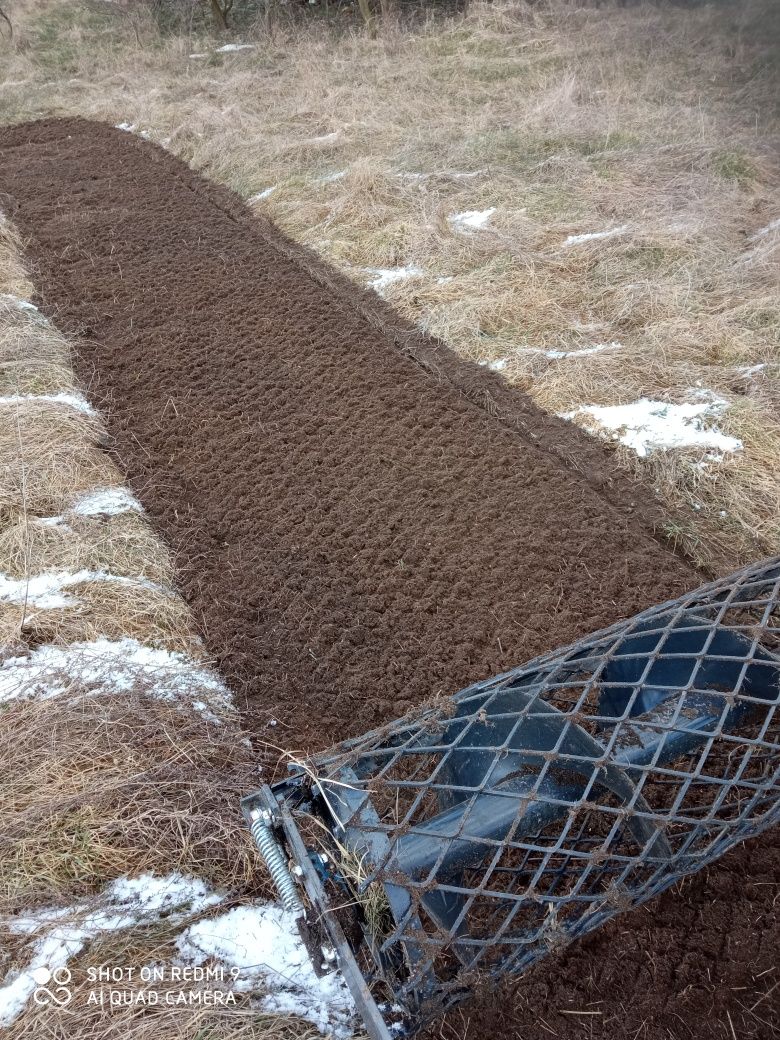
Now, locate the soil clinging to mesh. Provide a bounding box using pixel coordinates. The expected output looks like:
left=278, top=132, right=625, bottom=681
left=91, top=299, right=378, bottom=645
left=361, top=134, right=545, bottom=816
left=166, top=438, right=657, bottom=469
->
left=0, top=117, right=776, bottom=1040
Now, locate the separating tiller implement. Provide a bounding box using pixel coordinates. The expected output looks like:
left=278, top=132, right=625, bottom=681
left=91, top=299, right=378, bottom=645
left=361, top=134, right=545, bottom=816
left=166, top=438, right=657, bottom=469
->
left=243, top=558, right=780, bottom=1039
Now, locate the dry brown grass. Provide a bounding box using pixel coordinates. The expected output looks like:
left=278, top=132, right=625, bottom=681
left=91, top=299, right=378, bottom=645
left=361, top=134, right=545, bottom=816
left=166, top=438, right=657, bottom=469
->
left=0, top=221, right=33, bottom=300
left=0, top=307, right=75, bottom=396
left=0, top=578, right=196, bottom=652
left=0, top=689, right=276, bottom=1032
left=1, top=399, right=118, bottom=513
left=0, top=693, right=259, bottom=915
left=3, top=0, right=777, bottom=570
left=0, top=510, right=175, bottom=585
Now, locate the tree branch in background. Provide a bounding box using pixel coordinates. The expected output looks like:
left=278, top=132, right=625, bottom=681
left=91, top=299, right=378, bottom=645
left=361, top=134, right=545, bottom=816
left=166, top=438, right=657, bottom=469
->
left=356, top=0, right=375, bottom=38
left=209, top=0, right=233, bottom=30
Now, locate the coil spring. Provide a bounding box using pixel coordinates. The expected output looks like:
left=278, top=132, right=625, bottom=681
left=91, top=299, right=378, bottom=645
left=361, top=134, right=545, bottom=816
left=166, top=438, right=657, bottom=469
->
left=250, top=812, right=305, bottom=917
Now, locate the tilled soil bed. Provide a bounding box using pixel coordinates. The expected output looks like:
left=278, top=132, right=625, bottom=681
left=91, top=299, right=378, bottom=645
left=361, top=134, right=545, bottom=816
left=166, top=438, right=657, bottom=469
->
left=0, top=117, right=776, bottom=1039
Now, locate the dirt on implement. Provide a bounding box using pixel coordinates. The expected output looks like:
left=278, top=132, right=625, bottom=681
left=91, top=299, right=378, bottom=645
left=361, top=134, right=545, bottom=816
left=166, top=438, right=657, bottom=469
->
left=0, top=117, right=776, bottom=1040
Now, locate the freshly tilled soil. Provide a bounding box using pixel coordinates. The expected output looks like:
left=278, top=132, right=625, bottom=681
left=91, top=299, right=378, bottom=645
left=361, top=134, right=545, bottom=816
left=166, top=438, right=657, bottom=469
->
left=0, top=117, right=776, bottom=1040
left=0, top=119, right=694, bottom=744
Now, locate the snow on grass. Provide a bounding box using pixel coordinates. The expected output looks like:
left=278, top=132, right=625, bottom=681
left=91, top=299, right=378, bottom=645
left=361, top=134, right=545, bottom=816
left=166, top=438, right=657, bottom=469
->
left=0, top=391, right=95, bottom=415
left=562, top=225, right=629, bottom=247
left=176, top=904, right=355, bottom=1034
left=448, top=208, right=496, bottom=232
left=0, top=877, right=355, bottom=1035
left=0, top=569, right=168, bottom=610
left=315, top=170, right=348, bottom=184
left=0, top=293, right=39, bottom=314
left=249, top=186, right=277, bottom=202
left=749, top=217, right=780, bottom=241
left=542, top=341, right=623, bottom=359
left=735, top=363, right=767, bottom=378
left=397, top=170, right=484, bottom=182
left=365, top=266, right=424, bottom=293
left=309, top=131, right=339, bottom=144
left=517, top=342, right=623, bottom=360
left=0, top=636, right=231, bottom=715
left=36, top=516, right=70, bottom=530
left=562, top=391, right=742, bottom=459
left=215, top=43, right=256, bottom=53
left=114, top=122, right=152, bottom=141
left=33, top=488, right=141, bottom=530
left=480, top=343, right=622, bottom=372
left=0, top=874, right=222, bottom=1027
left=71, top=487, right=143, bottom=517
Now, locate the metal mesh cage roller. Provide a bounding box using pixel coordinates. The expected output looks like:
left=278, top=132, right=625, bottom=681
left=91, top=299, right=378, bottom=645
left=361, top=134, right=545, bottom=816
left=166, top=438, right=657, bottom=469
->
left=243, top=557, right=780, bottom=1039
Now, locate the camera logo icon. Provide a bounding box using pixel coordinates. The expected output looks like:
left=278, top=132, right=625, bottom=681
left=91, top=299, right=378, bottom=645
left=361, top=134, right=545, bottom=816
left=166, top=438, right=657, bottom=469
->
left=32, top=966, right=73, bottom=1008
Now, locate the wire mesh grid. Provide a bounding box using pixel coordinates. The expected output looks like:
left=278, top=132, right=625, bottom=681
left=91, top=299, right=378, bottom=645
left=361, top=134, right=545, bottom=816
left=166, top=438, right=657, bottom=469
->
left=268, top=557, right=780, bottom=1029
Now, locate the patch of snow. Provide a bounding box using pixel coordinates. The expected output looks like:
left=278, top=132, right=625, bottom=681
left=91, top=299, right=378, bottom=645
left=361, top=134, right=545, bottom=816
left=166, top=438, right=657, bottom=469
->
left=561, top=392, right=742, bottom=459
left=176, top=904, right=355, bottom=1034
left=482, top=343, right=622, bottom=371
left=365, top=266, right=424, bottom=293
left=0, top=568, right=169, bottom=610
left=0, top=636, right=232, bottom=715
left=524, top=341, right=623, bottom=360
left=315, top=170, right=348, bottom=184
left=249, top=186, right=276, bottom=202
left=0, top=293, right=39, bottom=313
left=309, top=131, right=339, bottom=144
left=36, top=516, right=70, bottom=530
left=667, top=219, right=700, bottom=235
left=0, top=391, right=95, bottom=415
left=114, top=123, right=152, bottom=141
left=71, top=487, right=143, bottom=517
left=0, top=874, right=222, bottom=1027
left=735, top=363, right=767, bottom=378
left=436, top=276, right=454, bottom=285
left=398, top=170, right=484, bottom=182
left=215, top=43, right=255, bottom=53
left=562, top=225, right=628, bottom=247
left=449, top=208, right=496, bottom=232
left=189, top=52, right=209, bottom=59
left=749, top=217, right=780, bottom=241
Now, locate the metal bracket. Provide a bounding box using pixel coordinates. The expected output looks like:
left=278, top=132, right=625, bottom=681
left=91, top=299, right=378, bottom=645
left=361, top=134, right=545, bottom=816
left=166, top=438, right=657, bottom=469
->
left=242, top=785, right=396, bottom=1040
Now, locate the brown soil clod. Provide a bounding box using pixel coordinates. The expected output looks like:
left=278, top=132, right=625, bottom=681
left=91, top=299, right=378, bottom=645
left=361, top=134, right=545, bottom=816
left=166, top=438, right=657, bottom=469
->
left=0, top=117, right=776, bottom=1040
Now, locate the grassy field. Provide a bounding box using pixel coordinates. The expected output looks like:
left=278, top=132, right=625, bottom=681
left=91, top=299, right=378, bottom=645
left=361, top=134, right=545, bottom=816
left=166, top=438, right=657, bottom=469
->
left=2, top=0, right=778, bottom=571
